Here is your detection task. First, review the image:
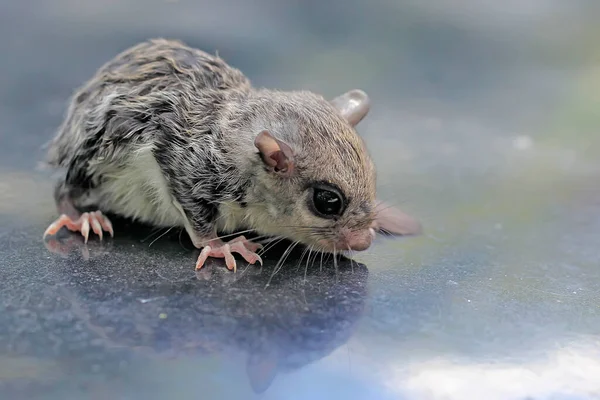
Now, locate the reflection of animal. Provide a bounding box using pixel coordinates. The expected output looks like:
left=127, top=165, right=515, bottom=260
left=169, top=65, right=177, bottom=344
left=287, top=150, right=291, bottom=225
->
left=43, top=38, right=421, bottom=271
left=35, top=243, right=368, bottom=395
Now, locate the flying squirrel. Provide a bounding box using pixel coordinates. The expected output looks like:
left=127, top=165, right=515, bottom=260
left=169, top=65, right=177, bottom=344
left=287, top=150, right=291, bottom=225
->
left=43, top=38, right=421, bottom=271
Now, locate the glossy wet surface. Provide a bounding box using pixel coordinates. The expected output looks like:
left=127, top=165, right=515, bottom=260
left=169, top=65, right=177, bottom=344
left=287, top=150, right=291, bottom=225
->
left=1, top=1, right=600, bottom=399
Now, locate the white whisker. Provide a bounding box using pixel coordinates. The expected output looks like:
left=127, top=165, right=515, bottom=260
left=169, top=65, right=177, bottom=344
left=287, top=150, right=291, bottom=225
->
left=149, top=227, right=173, bottom=247
left=333, top=245, right=339, bottom=282
left=304, top=245, right=317, bottom=283
left=347, top=245, right=356, bottom=273
left=320, top=251, right=324, bottom=273
left=265, top=240, right=299, bottom=288
left=141, top=227, right=165, bottom=243
left=295, top=245, right=311, bottom=273
left=258, top=236, right=287, bottom=256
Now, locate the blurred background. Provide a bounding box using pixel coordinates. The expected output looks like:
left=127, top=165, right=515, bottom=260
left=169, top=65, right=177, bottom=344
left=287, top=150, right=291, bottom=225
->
left=1, top=0, right=600, bottom=399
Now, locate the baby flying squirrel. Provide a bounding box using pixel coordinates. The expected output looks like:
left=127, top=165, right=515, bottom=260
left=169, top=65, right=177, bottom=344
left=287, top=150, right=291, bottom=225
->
left=43, top=38, right=421, bottom=271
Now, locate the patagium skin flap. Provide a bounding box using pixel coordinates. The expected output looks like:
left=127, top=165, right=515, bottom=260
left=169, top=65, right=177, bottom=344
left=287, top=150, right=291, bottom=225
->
left=43, top=38, right=421, bottom=271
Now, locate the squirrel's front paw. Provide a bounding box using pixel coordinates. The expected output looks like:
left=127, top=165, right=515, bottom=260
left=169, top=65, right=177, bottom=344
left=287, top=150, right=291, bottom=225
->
left=195, top=236, right=263, bottom=272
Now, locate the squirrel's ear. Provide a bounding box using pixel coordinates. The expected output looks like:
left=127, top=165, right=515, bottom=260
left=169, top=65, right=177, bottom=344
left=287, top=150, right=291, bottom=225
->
left=330, top=89, right=371, bottom=127
left=254, top=130, right=295, bottom=176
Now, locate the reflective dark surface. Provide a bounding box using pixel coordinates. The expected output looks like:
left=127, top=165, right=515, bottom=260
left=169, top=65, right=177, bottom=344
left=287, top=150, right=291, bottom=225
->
left=1, top=1, right=600, bottom=399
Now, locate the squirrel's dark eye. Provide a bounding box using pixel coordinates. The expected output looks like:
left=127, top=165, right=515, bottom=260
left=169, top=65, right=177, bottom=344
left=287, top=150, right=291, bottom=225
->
left=312, top=187, right=344, bottom=218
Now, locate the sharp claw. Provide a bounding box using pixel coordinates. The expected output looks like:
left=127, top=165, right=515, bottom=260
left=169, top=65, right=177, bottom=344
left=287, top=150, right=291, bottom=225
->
left=81, top=216, right=90, bottom=243
left=43, top=222, right=58, bottom=239
left=105, top=220, right=114, bottom=237
left=226, top=258, right=237, bottom=272
left=229, top=241, right=262, bottom=266
left=95, top=211, right=114, bottom=237
left=223, top=245, right=237, bottom=272
left=195, top=246, right=212, bottom=270
left=90, top=217, right=103, bottom=240
left=43, top=215, right=73, bottom=239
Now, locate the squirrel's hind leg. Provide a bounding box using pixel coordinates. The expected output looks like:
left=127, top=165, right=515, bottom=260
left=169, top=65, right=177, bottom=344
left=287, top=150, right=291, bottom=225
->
left=43, top=179, right=114, bottom=243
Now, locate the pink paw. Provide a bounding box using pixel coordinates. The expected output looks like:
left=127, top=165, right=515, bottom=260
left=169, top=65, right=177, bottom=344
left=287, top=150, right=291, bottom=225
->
left=195, top=236, right=263, bottom=272
left=43, top=211, right=114, bottom=243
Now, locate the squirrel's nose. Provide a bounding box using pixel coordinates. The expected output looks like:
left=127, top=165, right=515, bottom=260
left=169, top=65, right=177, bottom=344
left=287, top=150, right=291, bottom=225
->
left=345, top=228, right=374, bottom=251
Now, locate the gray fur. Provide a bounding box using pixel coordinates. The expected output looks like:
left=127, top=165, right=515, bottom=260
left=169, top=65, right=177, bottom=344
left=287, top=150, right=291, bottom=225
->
left=45, top=38, right=378, bottom=251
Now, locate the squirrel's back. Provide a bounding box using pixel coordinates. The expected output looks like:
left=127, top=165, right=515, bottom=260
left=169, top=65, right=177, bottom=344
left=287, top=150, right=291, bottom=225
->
left=94, top=38, right=251, bottom=92
left=46, top=38, right=251, bottom=168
